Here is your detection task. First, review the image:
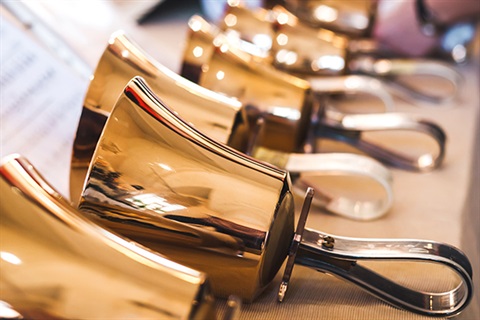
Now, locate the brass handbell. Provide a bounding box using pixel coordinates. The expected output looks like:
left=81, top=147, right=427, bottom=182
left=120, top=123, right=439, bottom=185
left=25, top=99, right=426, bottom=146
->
left=216, top=4, right=462, bottom=105
left=0, top=154, right=223, bottom=319
left=182, top=15, right=446, bottom=171
left=72, top=30, right=394, bottom=221
left=78, top=77, right=473, bottom=317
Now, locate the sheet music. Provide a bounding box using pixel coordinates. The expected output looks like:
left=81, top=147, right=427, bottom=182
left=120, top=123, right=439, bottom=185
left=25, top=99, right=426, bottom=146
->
left=0, top=16, right=88, bottom=197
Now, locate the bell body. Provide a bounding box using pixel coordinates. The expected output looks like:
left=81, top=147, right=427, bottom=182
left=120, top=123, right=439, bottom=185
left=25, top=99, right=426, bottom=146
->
left=182, top=16, right=315, bottom=153
left=79, top=77, right=295, bottom=301
left=0, top=155, right=216, bottom=319
left=284, top=0, right=376, bottom=37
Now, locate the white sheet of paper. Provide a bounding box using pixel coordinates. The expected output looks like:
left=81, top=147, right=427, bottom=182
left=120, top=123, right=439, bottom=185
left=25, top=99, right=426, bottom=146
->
left=0, top=16, right=88, bottom=197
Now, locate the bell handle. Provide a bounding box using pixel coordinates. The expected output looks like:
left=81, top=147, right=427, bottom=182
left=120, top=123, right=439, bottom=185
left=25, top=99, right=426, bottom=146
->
left=292, top=228, right=473, bottom=317
left=318, top=109, right=446, bottom=172
left=349, top=57, right=463, bottom=105
left=287, top=153, right=393, bottom=220
left=252, top=149, right=393, bottom=220
left=309, top=75, right=395, bottom=112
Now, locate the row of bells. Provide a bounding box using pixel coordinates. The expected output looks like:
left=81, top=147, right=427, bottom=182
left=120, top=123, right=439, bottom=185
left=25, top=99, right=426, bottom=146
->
left=0, top=1, right=473, bottom=319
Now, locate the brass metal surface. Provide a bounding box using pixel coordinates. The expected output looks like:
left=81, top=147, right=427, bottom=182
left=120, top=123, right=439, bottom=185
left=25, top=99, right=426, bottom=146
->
left=0, top=154, right=216, bottom=319
left=71, top=30, right=312, bottom=204
left=73, top=31, right=247, bottom=167
left=219, top=4, right=350, bottom=76
left=68, top=31, right=393, bottom=221
left=78, top=77, right=294, bottom=301
left=182, top=15, right=446, bottom=172
left=284, top=0, right=376, bottom=37
left=183, top=16, right=315, bottom=154
left=217, top=4, right=462, bottom=105
left=77, top=78, right=472, bottom=317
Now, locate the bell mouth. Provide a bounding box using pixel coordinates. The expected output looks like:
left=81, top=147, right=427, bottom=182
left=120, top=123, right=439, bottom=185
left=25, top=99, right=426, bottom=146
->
left=257, top=183, right=295, bottom=297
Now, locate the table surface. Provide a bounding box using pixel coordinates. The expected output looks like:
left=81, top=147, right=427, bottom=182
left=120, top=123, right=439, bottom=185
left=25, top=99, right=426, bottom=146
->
left=1, top=1, right=478, bottom=319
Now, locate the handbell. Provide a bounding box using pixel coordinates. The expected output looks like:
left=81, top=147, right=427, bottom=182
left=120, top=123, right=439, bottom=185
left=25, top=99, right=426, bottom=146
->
left=71, top=30, right=394, bottom=221
left=0, top=154, right=224, bottom=319
left=78, top=77, right=473, bottom=317
left=182, top=15, right=446, bottom=171
left=216, top=4, right=462, bottom=105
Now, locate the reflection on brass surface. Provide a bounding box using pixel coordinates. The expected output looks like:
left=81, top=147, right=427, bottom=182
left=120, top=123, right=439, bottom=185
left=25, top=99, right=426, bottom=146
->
left=182, top=15, right=446, bottom=172
left=219, top=4, right=350, bottom=76
left=182, top=15, right=315, bottom=153
left=72, top=31, right=248, bottom=167
left=0, top=154, right=217, bottom=319
left=79, top=77, right=294, bottom=301
left=78, top=78, right=473, bottom=317
left=284, top=0, right=376, bottom=37
left=216, top=4, right=462, bottom=105
left=68, top=31, right=395, bottom=222
left=71, top=30, right=312, bottom=203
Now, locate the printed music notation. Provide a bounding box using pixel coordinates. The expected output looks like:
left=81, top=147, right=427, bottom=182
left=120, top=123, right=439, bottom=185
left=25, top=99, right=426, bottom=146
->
left=0, top=16, right=87, bottom=197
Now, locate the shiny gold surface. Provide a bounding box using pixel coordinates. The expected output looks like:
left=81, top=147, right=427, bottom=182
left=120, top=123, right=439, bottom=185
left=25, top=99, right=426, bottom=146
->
left=219, top=5, right=349, bottom=76
left=182, top=15, right=446, bottom=173
left=182, top=15, right=315, bottom=153
left=73, top=77, right=472, bottom=315
left=73, top=30, right=248, bottom=168
left=71, top=30, right=314, bottom=204
left=67, top=30, right=393, bottom=221
left=78, top=77, right=295, bottom=301
left=218, top=5, right=463, bottom=106
left=284, top=0, right=376, bottom=37
left=0, top=154, right=216, bottom=319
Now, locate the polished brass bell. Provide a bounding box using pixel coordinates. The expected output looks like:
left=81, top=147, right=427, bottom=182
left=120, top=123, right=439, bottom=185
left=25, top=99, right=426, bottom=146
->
left=79, top=76, right=295, bottom=300
left=78, top=77, right=472, bottom=317
left=0, top=154, right=219, bottom=319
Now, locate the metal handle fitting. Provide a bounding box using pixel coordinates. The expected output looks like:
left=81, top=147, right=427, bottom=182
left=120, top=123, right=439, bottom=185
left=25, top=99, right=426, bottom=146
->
left=318, top=109, right=446, bottom=172
left=279, top=189, right=473, bottom=318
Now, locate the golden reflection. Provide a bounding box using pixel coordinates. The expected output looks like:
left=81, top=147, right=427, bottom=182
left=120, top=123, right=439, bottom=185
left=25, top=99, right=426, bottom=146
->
left=284, top=0, right=375, bottom=37
left=124, top=194, right=187, bottom=213
left=417, top=154, right=434, bottom=169
left=217, top=5, right=348, bottom=76
left=224, top=13, right=237, bottom=27
left=276, top=12, right=290, bottom=25
left=0, top=251, right=22, bottom=265
left=252, top=34, right=272, bottom=50
left=216, top=70, right=225, bottom=80
left=79, top=77, right=294, bottom=300
left=276, top=33, right=288, bottom=46
left=193, top=46, right=204, bottom=58
left=0, top=301, right=22, bottom=319
left=313, top=5, right=338, bottom=22
left=188, top=17, right=202, bottom=32
left=1, top=154, right=218, bottom=319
